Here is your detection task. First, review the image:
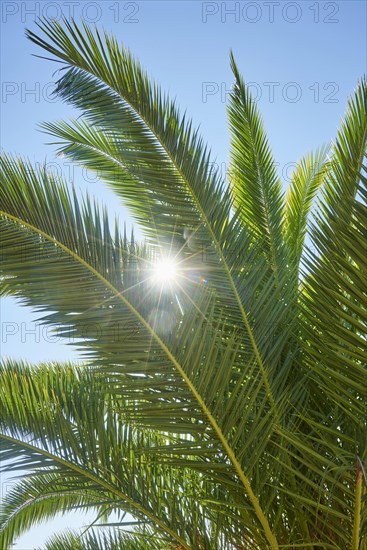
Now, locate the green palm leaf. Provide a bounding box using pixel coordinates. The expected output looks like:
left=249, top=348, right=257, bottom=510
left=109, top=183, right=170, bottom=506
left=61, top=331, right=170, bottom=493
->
left=41, top=528, right=164, bottom=550
left=298, top=76, right=367, bottom=548
left=0, top=359, right=229, bottom=549
left=284, top=145, right=330, bottom=274
left=227, top=52, right=285, bottom=273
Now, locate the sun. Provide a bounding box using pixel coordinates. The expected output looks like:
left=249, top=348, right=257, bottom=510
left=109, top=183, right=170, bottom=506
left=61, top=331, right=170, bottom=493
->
left=151, top=258, right=178, bottom=285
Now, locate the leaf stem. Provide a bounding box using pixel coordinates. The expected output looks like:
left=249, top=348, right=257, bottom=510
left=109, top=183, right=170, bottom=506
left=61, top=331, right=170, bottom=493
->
left=351, top=458, right=363, bottom=550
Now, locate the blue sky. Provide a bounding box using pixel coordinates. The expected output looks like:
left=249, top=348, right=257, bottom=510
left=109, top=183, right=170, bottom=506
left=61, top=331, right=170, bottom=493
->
left=1, top=1, right=366, bottom=547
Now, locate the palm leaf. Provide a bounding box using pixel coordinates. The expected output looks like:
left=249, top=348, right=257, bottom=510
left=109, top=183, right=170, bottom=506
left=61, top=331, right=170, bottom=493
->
left=227, top=52, right=285, bottom=274
left=41, top=528, right=164, bottom=550
left=298, top=76, right=367, bottom=548
left=283, top=145, right=330, bottom=274
left=0, top=359, right=228, bottom=549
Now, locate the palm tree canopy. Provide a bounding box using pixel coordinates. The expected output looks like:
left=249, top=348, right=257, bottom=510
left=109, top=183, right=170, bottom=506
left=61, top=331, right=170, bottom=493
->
left=0, top=18, right=366, bottom=549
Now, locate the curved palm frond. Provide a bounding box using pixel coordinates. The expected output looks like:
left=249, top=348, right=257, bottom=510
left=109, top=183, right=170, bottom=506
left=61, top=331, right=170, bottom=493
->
left=298, top=76, right=367, bottom=548
left=40, top=528, right=163, bottom=550
left=0, top=473, right=110, bottom=550
left=227, top=52, right=285, bottom=274
left=0, top=359, right=233, bottom=549
left=302, top=77, right=367, bottom=405
left=26, top=19, right=224, bottom=242
left=284, top=145, right=331, bottom=274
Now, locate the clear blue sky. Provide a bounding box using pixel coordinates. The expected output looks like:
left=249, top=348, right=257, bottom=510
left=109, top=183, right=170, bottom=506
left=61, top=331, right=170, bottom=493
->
left=1, top=1, right=366, bottom=547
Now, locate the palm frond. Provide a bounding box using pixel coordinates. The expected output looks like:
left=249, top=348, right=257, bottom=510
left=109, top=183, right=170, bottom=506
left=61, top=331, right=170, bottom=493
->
left=0, top=473, right=109, bottom=550
left=0, top=359, right=226, bottom=549
left=298, top=76, right=367, bottom=548
left=227, top=52, right=285, bottom=274
left=40, top=528, right=163, bottom=550
left=284, top=145, right=330, bottom=274
left=302, top=77, right=367, bottom=402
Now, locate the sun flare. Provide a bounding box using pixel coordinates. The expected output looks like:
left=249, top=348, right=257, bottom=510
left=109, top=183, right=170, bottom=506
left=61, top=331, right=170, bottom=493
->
left=151, top=258, right=178, bottom=285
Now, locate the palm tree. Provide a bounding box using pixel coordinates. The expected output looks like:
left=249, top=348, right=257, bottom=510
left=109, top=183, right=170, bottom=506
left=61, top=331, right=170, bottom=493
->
left=0, top=18, right=366, bottom=549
